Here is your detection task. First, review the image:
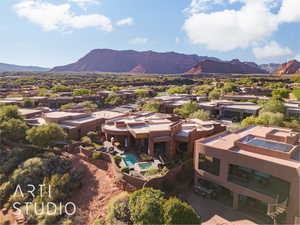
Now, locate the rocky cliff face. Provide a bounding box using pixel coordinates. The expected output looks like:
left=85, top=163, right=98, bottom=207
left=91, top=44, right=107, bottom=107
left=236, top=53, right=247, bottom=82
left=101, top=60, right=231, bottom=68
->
left=186, top=59, right=268, bottom=74
left=274, top=60, right=300, bottom=75
left=51, top=49, right=219, bottom=74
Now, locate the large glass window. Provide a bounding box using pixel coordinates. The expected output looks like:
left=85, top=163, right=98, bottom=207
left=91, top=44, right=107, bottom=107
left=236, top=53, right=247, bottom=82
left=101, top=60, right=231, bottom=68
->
left=198, top=153, right=220, bottom=176
left=228, top=164, right=290, bottom=201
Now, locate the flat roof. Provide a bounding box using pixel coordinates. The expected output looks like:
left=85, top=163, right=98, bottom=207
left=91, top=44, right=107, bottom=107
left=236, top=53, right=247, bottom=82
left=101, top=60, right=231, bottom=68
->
left=202, top=126, right=294, bottom=150
left=200, top=125, right=300, bottom=163
left=45, top=111, right=85, bottom=119
left=240, top=136, right=293, bottom=153
left=19, top=108, right=42, bottom=116
left=93, top=110, right=125, bottom=119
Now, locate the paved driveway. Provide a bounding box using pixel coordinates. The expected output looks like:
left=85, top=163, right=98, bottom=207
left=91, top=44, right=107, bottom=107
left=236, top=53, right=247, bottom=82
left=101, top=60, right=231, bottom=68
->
left=186, top=192, right=267, bottom=225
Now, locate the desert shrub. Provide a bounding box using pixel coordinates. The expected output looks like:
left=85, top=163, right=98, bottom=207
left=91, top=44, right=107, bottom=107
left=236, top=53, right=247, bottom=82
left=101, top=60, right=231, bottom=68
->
left=93, top=218, right=105, bottom=225
left=166, top=86, right=187, bottom=95
left=61, top=219, right=73, bottom=225
left=261, top=99, right=285, bottom=114
left=135, top=89, right=150, bottom=98
left=81, top=136, right=92, bottom=146
left=23, top=97, right=34, bottom=108
left=85, top=146, right=95, bottom=151
left=0, top=220, right=10, bottom=225
left=113, top=155, right=122, bottom=162
left=208, top=88, right=221, bottom=100
left=292, top=87, right=300, bottom=100
left=142, top=101, right=160, bottom=112
left=144, top=167, right=159, bottom=177
left=106, top=192, right=131, bottom=225
left=272, top=88, right=289, bottom=99
left=91, top=151, right=102, bottom=160
left=120, top=167, right=130, bottom=174
left=174, top=101, right=198, bottom=117
left=189, top=109, right=210, bottom=120
left=87, top=131, right=98, bottom=141
left=0, top=181, right=14, bottom=207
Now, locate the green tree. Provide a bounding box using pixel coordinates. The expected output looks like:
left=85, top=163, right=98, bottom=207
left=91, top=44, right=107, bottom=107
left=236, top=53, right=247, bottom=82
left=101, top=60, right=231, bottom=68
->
left=189, top=109, right=210, bottom=120
left=261, top=99, right=285, bottom=114
left=142, top=101, right=161, bottom=112
left=259, top=112, right=284, bottom=126
left=105, top=93, right=123, bottom=106
left=166, top=86, right=187, bottom=95
left=51, top=85, right=69, bottom=93
left=290, top=75, right=300, bottom=83
left=174, top=101, right=198, bottom=117
left=272, top=88, right=289, bottom=99
left=0, top=119, right=28, bottom=142
left=60, top=103, right=77, bottom=111
left=135, top=89, right=150, bottom=98
left=0, top=105, right=23, bottom=122
left=292, top=87, right=300, bottom=100
left=208, top=88, right=221, bottom=100
left=128, top=188, right=164, bottom=225
left=80, top=101, right=97, bottom=111
left=23, top=97, right=34, bottom=108
left=241, top=116, right=259, bottom=128
left=222, top=82, right=236, bottom=94
left=26, top=123, right=67, bottom=148
left=192, top=85, right=213, bottom=95
left=73, top=88, right=91, bottom=96
left=163, top=197, right=200, bottom=225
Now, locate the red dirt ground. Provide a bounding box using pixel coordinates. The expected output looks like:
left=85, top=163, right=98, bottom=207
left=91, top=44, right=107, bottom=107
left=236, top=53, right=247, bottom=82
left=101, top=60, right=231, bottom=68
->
left=0, top=209, right=17, bottom=225
left=66, top=152, right=126, bottom=224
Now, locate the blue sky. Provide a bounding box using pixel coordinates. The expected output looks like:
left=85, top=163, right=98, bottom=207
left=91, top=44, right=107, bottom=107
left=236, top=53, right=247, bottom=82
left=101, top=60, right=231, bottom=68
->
left=1, top=0, right=300, bottom=68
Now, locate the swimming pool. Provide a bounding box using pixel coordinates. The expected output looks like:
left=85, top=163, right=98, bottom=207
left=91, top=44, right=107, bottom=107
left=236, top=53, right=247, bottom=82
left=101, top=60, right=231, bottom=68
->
left=137, top=162, right=153, bottom=170
left=122, top=154, right=139, bottom=167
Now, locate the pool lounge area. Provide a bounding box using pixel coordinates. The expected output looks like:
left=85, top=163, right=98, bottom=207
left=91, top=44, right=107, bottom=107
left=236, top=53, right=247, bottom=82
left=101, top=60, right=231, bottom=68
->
left=121, top=153, right=160, bottom=173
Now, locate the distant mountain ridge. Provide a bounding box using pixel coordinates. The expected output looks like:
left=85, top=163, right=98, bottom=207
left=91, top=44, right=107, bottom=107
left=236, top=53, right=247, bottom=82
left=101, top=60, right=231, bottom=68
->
left=0, top=63, right=49, bottom=72
left=186, top=59, right=268, bottom=74
left=51, top=49, right=220, bottom=74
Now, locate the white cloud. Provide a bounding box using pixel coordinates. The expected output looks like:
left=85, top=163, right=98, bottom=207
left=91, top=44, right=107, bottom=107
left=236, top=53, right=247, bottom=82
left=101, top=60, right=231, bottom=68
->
left=14, top=0, right=112, bottom=32
left=175, top=37, right=181, bottom=44
left=116, top=17, right=134, bottom=26
left=295, top=55, right=300, bottom=61
left=278, top=0, right=300, bottom=22
left=183, top=0, right=300, bottom=52
left=68, top=0, right=99, bottom=10
left=253, top=41, right=292, bottom=59
left=184, top=0, right=223, bottom=15
left=129, top=37, right=148, bottom=44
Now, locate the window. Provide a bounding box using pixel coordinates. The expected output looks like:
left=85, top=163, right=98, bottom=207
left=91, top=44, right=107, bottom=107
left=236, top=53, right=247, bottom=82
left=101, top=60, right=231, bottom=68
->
left=198, top=153, right=220, bottom=176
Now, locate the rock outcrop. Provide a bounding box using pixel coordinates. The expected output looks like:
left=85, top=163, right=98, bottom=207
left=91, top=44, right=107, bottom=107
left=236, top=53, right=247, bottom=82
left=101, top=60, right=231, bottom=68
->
left=186, top=59, right=268, bottom=74
left=274, top=60, right=300, bottom=75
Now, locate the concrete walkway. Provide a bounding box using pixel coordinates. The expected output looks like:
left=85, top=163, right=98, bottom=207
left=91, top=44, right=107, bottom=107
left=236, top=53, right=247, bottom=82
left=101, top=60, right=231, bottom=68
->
left=186, top=192, right=267, bottom=225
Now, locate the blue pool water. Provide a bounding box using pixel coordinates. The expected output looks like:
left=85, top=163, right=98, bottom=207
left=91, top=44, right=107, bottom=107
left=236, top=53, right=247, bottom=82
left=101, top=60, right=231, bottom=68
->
left=138, top=162, right=153, bottom=170
left=122, top=154, right=139, bottom=167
